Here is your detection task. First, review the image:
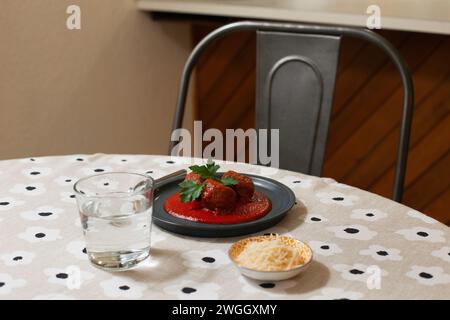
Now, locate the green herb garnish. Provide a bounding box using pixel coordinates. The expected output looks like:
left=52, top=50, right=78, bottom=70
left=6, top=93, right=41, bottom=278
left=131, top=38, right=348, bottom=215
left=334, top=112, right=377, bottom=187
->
left=188, top=159, right=220, bottom=180
left=179, top=179, right=204, bottom=203
left=220, top=176, right=239, bottom=187
left=178, top=160, right=237, bottom=203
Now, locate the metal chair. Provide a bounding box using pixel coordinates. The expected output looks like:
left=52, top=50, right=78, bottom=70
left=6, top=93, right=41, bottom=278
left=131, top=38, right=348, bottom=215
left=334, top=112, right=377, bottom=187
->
left=169, top=21, right=414, bottom=202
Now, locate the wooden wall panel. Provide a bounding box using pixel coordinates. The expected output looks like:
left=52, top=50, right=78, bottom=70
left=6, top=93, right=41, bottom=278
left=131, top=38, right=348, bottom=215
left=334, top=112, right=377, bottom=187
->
left=331, top=31, right=408, bottom=118
left=332, top=37, right=449, bottom=190
left=371, top=78, right=450, bottom=194
left=191, top=23, right=450, bottom=225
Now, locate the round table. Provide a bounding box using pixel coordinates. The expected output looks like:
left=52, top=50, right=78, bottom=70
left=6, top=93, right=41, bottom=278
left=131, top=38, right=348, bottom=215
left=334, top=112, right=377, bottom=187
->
left=0, top=154, right=449, bottom=300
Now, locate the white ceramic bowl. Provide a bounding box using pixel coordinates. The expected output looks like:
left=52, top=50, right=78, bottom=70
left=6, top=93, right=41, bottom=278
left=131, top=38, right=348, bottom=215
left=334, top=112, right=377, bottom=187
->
left=228, top=235, right=313, bottom=281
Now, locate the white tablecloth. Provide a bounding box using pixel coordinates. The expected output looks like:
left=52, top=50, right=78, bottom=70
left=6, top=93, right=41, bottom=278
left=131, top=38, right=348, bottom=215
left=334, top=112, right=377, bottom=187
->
left=0, top=154, right=449, bottom=300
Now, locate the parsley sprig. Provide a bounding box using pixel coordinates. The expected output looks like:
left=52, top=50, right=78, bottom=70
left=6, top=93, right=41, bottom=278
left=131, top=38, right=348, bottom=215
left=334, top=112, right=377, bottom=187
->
left=179, top=179, right=203, bottom=203
left=179, top=160, right=238, bottom=202
left=220, top=176, right=239, bottom=187
left=188, top=160, right=220, bottom=180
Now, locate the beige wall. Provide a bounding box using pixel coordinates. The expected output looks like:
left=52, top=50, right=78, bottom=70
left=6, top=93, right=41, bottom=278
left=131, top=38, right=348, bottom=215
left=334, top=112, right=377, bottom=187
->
left=0, top=0, right=193, bottom=160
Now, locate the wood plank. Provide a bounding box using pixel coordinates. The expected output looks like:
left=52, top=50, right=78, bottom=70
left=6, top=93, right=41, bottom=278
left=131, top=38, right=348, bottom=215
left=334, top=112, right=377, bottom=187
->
left=425, top=188, right=450, bottom=225
left=358, top=75, right=450, bottom=195
left=325, top=33, right=443, bottom=161
left=237, top=103, right=255, bottom=130
left=197, top=31, right=254, bottom=105
left=209, top=68, right=255, bottom=131
left=370, top=95, right=450, bottom=197
left=331, top=31, right=408, bottom=117
left=324, top=33, right=444, bottom=180
left=200, top=34, right=255, bottom=125
left=192, top=24, right=219, bottom=78
left=403, top=150, right=450, bottom=212
left=339, top=40, right=450, bottom=189
left=335, top=37, right=366, bottom=75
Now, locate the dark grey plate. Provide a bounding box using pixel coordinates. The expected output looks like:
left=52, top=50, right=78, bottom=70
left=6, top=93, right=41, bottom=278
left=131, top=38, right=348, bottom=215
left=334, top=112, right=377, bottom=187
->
left=152, top=173, right=295, bottom=237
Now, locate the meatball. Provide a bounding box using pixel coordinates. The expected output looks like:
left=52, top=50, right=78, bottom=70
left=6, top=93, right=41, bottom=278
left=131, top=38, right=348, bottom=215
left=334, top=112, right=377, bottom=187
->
left=201, top=178, right=237, bottom=212
left=222, top=170, right=254, bottom=201
left=184, top=172, right=202, bottom=184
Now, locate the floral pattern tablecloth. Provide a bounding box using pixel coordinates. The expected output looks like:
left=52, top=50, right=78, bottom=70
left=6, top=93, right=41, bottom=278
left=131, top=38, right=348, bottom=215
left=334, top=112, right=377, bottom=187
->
left=0, top=154, right=449, bottom=300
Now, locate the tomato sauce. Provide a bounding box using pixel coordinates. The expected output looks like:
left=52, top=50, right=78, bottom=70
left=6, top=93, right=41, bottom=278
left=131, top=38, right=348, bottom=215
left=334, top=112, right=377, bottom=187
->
left=164, top=191, right=272, bottom=224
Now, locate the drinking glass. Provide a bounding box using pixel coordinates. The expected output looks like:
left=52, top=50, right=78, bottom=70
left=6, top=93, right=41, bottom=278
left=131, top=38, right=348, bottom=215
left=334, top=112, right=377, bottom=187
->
left=74, top=172, right=153, bottom=271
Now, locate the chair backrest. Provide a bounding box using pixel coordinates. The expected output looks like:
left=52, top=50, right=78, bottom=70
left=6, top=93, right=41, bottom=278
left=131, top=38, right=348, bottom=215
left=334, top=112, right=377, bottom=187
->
left=256, top=31, right=340, bottom=176
left=169, top=21, right=414, bottom=203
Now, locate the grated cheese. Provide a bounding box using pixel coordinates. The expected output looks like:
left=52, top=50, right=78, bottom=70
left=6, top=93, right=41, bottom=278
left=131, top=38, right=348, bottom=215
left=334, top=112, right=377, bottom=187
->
left=235, top=236, right=307, bottom=271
